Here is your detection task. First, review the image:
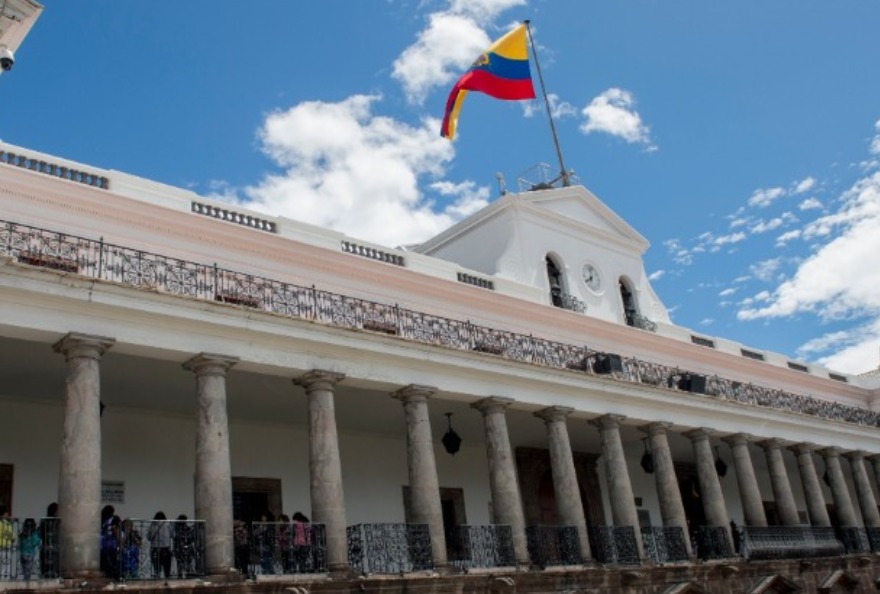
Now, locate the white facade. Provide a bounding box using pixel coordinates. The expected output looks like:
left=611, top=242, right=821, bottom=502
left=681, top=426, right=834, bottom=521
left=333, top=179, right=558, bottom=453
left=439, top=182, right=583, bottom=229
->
left=1, top=140, right=880, bottom=588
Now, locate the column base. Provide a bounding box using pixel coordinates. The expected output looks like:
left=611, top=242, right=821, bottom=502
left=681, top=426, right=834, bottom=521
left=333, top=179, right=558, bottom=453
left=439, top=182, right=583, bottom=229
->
left=205, top=567, right=246, bottom=583
left=328, top=563, right=358, bottom=580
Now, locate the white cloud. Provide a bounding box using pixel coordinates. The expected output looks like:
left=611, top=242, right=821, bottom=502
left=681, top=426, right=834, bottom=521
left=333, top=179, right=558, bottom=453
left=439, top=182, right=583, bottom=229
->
left=391, top=0, right=527, bottom=104
left=719, top=288, right=737, bottom=297
left=775, top=229, right=801, bottom=245
left=737, top=169, right=880, bottom=372
left=579, top=88, right=656, bottom=150
left=792, top=176, right=816, bottom=195
left=798, top=197, right=822, bottom=211
left=750, top=212, right=797, bottom=235
left=237, top=94, right=487, bottom=247
left=872, top=119, right=880, bottom=155
left=699, top=318, right=715, bottom=326
left=749, top=258, right=782, bottom=282
left=712, top=231, right=746, bottom=246
left=648, top=269, right=665, bottom=281
left=747, top=186, right=786, bottom=208
left=812, top=320, right=880, bottom=374
left=392, top=14, right=491, bottom=104
left=523, top=93, right=576, bottom=119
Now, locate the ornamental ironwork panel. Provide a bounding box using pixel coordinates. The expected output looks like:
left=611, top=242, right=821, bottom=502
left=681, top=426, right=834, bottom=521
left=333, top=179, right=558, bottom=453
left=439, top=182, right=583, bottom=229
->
left=346, top=523, right=432, bottom=575
left=446, top=524, right=515, bottom=569
left=692, top=526, right=734, bottom=561
left=247, top=521, right=327, bottom=576
left=3, top=218, right=879, bottom=430
left=588, top=526, right=640, bottom=565
left=740, top=526, right=843, bottom=560
left=641, top=526, right=689, bottom=563
left=838, top=527, right=870, bottom=554
left=866, top=527, right=880, bottom=553
left=526, top=525, right=582, bottom=567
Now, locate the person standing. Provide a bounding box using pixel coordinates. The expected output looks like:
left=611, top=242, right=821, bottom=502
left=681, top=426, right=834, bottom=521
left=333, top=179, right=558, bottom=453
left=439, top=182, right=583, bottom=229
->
left=0, top=506, right=15, bottom=580
left=147, top=512, right=172, bottom=579
left=18, top=518, right=41, bottom=580
left=38, top=503, right=60, bottom=578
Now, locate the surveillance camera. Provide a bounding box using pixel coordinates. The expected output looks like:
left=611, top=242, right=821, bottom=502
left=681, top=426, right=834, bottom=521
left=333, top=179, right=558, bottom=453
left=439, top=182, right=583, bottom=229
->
left=0, top=47, right=14, bottom=71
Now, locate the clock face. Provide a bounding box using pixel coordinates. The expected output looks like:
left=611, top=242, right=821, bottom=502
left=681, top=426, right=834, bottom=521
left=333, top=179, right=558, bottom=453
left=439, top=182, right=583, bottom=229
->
left=582, top=263, right=601, bottom=292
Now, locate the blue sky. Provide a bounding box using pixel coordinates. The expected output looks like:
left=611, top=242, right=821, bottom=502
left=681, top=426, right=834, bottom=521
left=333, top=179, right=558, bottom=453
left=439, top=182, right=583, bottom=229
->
left=3, top=1, right=880, bottom=374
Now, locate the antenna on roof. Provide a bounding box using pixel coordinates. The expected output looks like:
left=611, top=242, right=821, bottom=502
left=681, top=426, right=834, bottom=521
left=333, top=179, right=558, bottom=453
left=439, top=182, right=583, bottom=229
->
left=495, top=172, right=507, bottom=196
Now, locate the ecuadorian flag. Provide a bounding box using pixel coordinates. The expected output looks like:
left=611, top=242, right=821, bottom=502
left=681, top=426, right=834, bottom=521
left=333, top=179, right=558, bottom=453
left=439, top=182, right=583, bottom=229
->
left=440, top=23, right=536, bottom=140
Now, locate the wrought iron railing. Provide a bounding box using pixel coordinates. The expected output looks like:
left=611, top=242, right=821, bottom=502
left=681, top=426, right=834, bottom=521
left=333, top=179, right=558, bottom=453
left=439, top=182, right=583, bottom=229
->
left=838, top=527, right=870, bottom=555
left=740, top=526, right=843, bottom=560
left=0, top=517, right=60, bottom=581
left=346, top=524, right=432, bottom=575
left=98, top=519, right=205, bottom=581
left=641, top=526, right=689, bottom=563
left=589, top=526, right=640, bottom=565
left=625, top=311, right=658, bottom=333
left=557, top=292, right=587, bottom=314
left=692, top=526, right=735, bottom=561
left=2, top=218, right=876, bottom=429
left=866, top=527, right=880, bottom=553
left=245, top=521, right=327, bottom=577
left=446, top=525, right=515, bottom=569
left=525, top=525, right=582, bottom=567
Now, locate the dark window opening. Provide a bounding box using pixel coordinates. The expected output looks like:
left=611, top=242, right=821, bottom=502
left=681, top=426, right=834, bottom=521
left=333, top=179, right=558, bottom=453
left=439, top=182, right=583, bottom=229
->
left=620, top=280, right=638, bottom=327
left=546, top=257, right=564, bottom=308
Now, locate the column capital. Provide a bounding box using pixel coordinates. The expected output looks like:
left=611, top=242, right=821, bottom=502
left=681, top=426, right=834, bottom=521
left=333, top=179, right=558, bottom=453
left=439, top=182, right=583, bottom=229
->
left=534, top=406, right=574, bottom=424
left=759, top=438, right=789, bottom=451
left=52, top=332, right=115, bottom=360
left=294, top=369, right=346, bottom=391
left=391, top=384, right=438, bottom=403
left=182, top=353, right=239, bottom=376
left=723, top=432, right=753, bottom=447
left=591, top=414, right=626, bottom=431
left=819, top=446, right=842, bottom=459
left=790, top=442, right=819, bottom=455
left=844, top=450, right=867, bottom=462
left=684, top=427, right=716, bottom=442
left=640, top=421, right=672, bottom=437
left=471, top=396, right=514, bottom=415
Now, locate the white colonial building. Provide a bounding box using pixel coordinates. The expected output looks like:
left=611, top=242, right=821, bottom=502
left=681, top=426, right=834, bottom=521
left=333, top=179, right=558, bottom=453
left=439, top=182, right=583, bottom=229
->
left=1, top=141, right=880, bottom=593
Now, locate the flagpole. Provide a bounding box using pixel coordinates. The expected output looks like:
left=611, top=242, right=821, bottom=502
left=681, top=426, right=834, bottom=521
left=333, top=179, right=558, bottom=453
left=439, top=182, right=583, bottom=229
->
left=524, top=20, right=570, bottom=187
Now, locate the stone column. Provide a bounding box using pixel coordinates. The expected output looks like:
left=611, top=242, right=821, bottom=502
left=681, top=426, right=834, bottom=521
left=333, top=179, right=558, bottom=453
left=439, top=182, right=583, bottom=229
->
left=846, top=451, right=880, bottom=528
left=53, top=332, right=115, bottom=578
left=761, top=439, right=800, bottom=526
left=643, top=422, right=692, bottom=557
left=791, top=444, right=830, bottom=527
left=723, top=433, right=767, bottom=527
left=871, top=455, right=880, bottom=496
left=535, top=406, right=591, bottom=561
left=820, top=447, right=858, bottom=527
left=294, top=370, right=349, bottom=573
left=183, top=353, right=238, bottom=576
left=472, top=397, right=529, bottom=566
left=592, top=415, right=644, bottom=559
left=392, top=385, right=447, bottom=567
left=686, top=429, right=731, bottom=541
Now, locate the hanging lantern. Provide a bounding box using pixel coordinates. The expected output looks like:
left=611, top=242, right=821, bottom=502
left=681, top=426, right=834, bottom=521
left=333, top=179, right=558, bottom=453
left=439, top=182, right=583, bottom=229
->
left=714, top=446, right=728, bottom=478
left=640, top=438, right=654, bottom=474
left=441, top=413, right=462, bottom=455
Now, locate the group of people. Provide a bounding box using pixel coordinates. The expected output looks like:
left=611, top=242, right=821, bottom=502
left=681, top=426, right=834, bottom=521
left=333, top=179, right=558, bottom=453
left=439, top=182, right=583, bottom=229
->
left=234, top=511, right=314, bottom=577
left=2, top=503, right=316, bottom=582
left=100, top=506, right=199, bottom=580
left=0, top=503, right=60, bottom=581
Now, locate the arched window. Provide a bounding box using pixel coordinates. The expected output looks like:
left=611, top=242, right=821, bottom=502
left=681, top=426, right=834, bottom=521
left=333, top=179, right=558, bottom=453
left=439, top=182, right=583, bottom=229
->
left=620, top=278, right=638, bottom=327
left=546, top=256, right=564, bottom=308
